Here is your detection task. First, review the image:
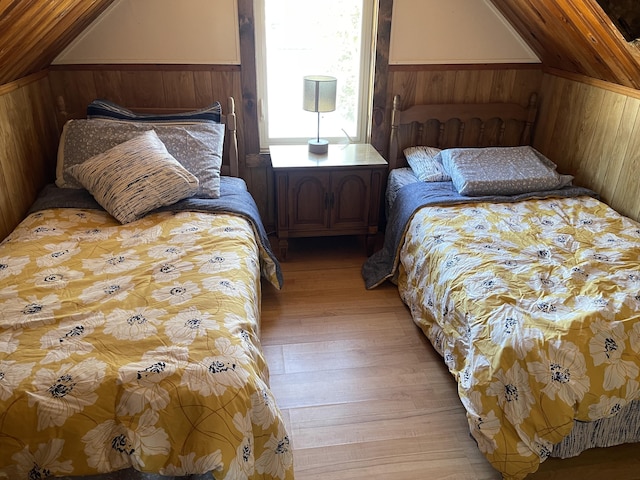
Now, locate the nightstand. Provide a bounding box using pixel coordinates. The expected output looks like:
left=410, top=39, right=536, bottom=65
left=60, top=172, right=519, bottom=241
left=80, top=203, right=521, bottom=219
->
left=270, top=143, right=387, bottom=259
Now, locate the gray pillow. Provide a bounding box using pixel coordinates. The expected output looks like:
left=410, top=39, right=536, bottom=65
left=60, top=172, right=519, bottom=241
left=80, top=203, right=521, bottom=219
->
left=69, top=130, right=199, bottom=224
left=439, top=146, right=573, bottom=196
left=57, top=119, right=223, bottom=198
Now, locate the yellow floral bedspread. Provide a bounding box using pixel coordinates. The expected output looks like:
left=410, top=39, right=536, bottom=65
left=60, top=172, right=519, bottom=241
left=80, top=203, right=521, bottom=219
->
left=0, top=208, right=293, bottom=480
left=396, top=195, right=640, bottom=479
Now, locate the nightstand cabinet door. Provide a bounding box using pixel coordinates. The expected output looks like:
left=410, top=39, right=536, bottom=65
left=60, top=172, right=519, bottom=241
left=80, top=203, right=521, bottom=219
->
left=330, top=169, right=371, bottom=230
left=287, top=171, right=331, bottom=232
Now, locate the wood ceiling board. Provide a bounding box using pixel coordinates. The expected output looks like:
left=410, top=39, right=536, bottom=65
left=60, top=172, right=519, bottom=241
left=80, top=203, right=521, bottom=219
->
left=490, top=0, right=640, bottom=89
left=0, top=0, right=115, bottom=85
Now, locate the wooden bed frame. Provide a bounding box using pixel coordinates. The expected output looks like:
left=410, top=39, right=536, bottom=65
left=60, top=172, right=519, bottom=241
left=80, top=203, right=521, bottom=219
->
left=56, top=96, right=239, bottom=177
left=388, top=93, right=538, bottom=170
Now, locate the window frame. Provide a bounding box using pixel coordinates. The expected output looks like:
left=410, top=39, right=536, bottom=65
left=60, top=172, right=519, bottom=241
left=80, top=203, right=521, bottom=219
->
left=254, top=0, right=378, bottom=150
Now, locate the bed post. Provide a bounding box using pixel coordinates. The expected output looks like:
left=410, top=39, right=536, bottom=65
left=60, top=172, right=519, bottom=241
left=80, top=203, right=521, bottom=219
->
left=388, top=94, right=401, bottom=170
left=226, top=97, right=239, bottom=177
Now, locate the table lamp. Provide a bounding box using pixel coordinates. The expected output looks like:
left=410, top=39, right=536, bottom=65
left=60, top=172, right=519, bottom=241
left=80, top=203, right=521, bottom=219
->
left=303, top=75, right=337, bottom=154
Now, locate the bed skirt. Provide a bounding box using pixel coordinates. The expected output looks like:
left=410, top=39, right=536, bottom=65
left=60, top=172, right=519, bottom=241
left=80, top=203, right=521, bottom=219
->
left=552, top=399, right=640, bottom=458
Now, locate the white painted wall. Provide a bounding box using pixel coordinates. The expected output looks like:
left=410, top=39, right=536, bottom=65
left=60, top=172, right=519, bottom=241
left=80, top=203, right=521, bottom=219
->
left=54, top=0, right=539, bottom=65
left=389, top=0, right=539, bottom=64
left=53, top=0, right=240, bottom=64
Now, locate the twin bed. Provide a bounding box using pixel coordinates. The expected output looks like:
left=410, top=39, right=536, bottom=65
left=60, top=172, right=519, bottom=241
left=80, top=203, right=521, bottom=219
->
left=0, top=98, right=293, bottom=480
left=363, top=94, right=640, bottom=479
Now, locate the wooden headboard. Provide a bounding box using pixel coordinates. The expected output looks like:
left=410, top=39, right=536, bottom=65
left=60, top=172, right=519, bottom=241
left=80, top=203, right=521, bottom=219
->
left=388, top=93, right=538, bottom=170
left=56, top=96, right=239, bottom=177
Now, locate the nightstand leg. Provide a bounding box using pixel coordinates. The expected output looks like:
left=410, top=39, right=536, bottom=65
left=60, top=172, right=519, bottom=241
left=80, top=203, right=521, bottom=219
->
left=366, top=234, right=376, bottom=256
left=278, top=238, right=289, bottom=261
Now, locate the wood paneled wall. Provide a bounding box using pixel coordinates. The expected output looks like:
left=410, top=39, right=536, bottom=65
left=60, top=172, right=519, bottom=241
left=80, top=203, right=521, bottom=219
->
left=0, top=72, right=59, bottom=241
left=46, top=65, right=279, bottom=223
left=47, top=64, right=278, bottom=228
left=5, top=64, right=639, bottom=242
left=48, top=66, right=244, bottom=157
left=46, top=65, right=546, bottom=231
left=372, top=65, right=544, bottom=159
left=534, top=71, right=640, bottom=222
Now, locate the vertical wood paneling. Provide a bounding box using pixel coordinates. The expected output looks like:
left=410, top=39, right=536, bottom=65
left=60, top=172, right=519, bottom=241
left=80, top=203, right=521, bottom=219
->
left=580, top=89, right=624, bottom=196
left=601, top=96, right=640, bottom=206
left=372, top=66, right=544, bottom=160
left=535, top=73, right=640, bottom=221
left=46, top=65, right=275, bottom=218
left=162, top=71, right=197, bottom=108
left=489, top=69, right=517, bottom=102
left=49, top=65, right=270, bottom=223
left=533, top=74, right=563, bottom=154
left=610, top=108, right=640, bottom=220
left=0, top=74, right=59, bottom=240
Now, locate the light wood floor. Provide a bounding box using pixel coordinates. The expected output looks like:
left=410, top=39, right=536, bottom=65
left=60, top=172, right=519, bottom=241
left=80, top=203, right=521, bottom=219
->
left=261, top=236, right=640, bottom=480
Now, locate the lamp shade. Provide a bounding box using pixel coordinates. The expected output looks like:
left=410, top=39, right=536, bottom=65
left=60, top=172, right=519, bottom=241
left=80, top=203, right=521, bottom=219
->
left=303, top=75, right=337, bottom=113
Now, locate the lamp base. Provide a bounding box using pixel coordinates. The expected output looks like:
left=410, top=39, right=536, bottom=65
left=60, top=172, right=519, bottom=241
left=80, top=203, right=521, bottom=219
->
left=308, top=138, right=329, bottom=154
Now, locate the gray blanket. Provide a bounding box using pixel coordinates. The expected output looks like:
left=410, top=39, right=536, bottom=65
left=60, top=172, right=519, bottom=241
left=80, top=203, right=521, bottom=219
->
left=361, top=181, right=598, bottom=289
left=29, top=177, right=283, bottom=288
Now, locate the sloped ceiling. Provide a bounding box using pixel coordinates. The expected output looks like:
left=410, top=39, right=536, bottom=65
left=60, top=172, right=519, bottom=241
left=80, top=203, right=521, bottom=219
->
left=489, top=0, right=640, bottom=89
left=2, top=0, right=640, bottom=90
left=0, top=0, right=114, bottom=86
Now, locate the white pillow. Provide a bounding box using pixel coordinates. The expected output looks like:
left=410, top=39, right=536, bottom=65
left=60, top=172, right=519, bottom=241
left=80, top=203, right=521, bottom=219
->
left=404, top=146, right=450, bottom=182
left=70, top=130, right=199, bottom=223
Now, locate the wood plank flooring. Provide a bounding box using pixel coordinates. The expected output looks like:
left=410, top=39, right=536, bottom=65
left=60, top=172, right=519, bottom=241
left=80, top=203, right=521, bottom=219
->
left=260, top=235, right=640, bottom=480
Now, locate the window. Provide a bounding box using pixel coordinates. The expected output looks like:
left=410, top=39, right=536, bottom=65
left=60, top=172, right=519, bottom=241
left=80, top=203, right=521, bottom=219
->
left=255, top=0, right=377, bottom=148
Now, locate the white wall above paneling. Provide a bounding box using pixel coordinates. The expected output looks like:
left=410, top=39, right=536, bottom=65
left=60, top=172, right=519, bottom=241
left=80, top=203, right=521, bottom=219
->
left=53, top=0, right=240, bottom=64
left=389, top=0, right=540, bottom=64
left=54, top=0, right=536, bottom=66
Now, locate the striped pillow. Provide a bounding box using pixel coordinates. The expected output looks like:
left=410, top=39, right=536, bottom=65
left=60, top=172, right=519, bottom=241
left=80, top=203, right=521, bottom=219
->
left=404, top=146, right=450, bottom=182
left=86, top=99, right=222, bottom=124
left=69, top=130, right=199, bottom=224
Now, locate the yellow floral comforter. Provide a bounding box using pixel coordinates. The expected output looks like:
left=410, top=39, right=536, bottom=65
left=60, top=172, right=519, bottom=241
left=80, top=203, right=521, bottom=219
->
left=396, top=195, right=640, bottom=479
left=0, top=208, right=293, bottom=480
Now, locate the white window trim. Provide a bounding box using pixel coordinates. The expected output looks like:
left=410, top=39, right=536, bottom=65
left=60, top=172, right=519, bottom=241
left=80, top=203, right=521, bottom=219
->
left=254, top=0, right=377, bottom=150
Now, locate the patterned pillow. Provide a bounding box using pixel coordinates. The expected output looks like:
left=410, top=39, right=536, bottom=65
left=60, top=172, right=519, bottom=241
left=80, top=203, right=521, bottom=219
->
left=69, top=130, right=199, bottom=224
left=440, top=146, right=573, bottom=196
left=57, top=119, right=223, bottom=198
left=86, top=99, right=222, bottom=124
left=404, top=146, right=450, bottom=182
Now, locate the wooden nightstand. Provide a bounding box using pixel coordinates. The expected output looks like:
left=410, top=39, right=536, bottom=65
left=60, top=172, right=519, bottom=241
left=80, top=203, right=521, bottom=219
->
left=270, top=143, right=388, bottom=259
